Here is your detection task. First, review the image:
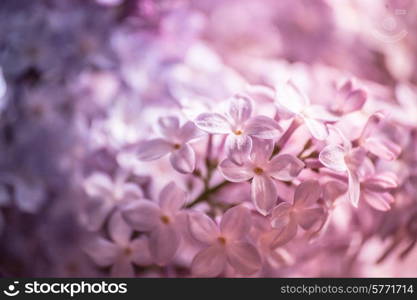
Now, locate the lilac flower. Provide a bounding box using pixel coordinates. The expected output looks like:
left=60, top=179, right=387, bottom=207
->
left=326, top=158, right=399, bottom=211
left=251, top=214, right=294, bottom=270
left=121, top=182, right=186, bottom=265
left=219, top=139, right=304, bottom=215
left=270, top=181, right=324, bottom=247
left=276, top=81, right=338, bottom=140
left=319, top=128, right=365, bottom=207
left=358, top=112, right=402, bottom=161
left=194, top=94, right=281, bottom=164
left=188, top=205, right=261, bottom=277
left=137, top=116, right=201, bottom=174
left=83, top=171, right=144, bottom=231
left=84, top=211, right=152, bottom=277
left=360, top=170, right=398, bottom=211
left=331, top=79, right=367, bottom=115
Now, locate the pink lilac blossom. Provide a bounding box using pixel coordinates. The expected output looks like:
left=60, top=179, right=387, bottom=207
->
left=0, top=0, right=416, bottom=278
left=194, top=94, right=281, bottom=165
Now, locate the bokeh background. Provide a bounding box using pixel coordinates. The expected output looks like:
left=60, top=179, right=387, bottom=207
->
left=0, top=0, right=416, bottom=277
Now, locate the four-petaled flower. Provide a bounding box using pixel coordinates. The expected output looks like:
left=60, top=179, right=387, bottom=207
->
left=219, top=139, right=304, bottom=215
left=329, top=158, right=399, bottom=211
left=270, top=181, right=324, bottom=247
left=194, top=94, right=282, bottom=165
left=83, top=171, right=144, bottom=231
left=121, top=182, right=186, bottom=265
left=188, top=205, right=262, bottom=277
left=137, top=116, right=201, bottom=173
left=276, top=81, right=338, bottom=140
left=84, top=211, right=152, bottom=277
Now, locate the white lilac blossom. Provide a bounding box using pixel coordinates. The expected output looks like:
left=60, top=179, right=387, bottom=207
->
left=1, top=0, right=417, bottom=278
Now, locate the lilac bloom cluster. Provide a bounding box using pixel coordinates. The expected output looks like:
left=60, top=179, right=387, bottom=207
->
left=0, top=0, right=416, bottom=277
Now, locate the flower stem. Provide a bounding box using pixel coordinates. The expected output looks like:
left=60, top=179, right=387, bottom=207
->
left=276, top=118, right=301, bottom=151
left=186, top=180, right=230, bottom=208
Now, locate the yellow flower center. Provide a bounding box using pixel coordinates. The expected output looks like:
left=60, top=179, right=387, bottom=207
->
left=253, top=167, right=264, bottom=175
left=123, top=247, right=133, bottom=256
left=160, top=215, right=171, bottom=224
left=217, top=236, right=227, bottom=245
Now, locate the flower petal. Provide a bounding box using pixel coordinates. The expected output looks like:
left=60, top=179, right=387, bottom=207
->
left=363, top=172, right=398, bottom=191
left=270, top=202, right=292, bottom=230
left=83, top=237, right=119, bottom=267
left=304, top=105, right=339, bottom=122
left=194, top=113, right=231, bottom=134
left=293, top=180, right=321, bottom=206
left=225, top=134, right=252, bottom=165
left=304, top=117, right=329, bottom=140
left=149, top=224, right=180, bottom=265
left=159, top=182, right=186, bottom=213
left=277, top=81, right=309, bottom=114
left=347, top=169, right=360, bottom=207
left=342, top=90, right=367, bottom=114
left=227, top=94, right=252, bottom=125
left=319, top=144, right=347, bottom=172
left=268, top=154, right=304, bottom=181
left=121, top=200, right=160, bottom=231
left=122, top=182, right=144, bottom=202
left=130, top=237, right=153, bottom=266
left=191, top=245, right=227, bottom=277
left=82, top=198, right=114, bottom=231
left=220, top=205, right=251, bottom=240
left=226, top=241, right=262, bottom=275
left=188, top=212, right=220, bottom=245
left=158, top=116, right=179, bottom=138
left=270, top=218, right=298, bottom=248
left=169, top=143, right=195, bottom=174
left=362, top=191, right=393, bottom=211
left=178, top=121, right=202, bottom=142
left=323, top=181, right=347, bottom=204
left=137, top=139, right=172, bottom=161
left=84, top=172, right=113, bottom=198
left=250, top=138, right=274, bottom=166
left=360, top=111, right=385, bottom=140
left=108, top=211, right=132, bottom=247
left=245, top=116, right=282, bottom=139
left=219, top=159, right=254, bottom=182
left=297, top=207, right=324, bottom=230
left=362, top=137, right=401, bottom=161
left=251, top=175, right=277, bottom=216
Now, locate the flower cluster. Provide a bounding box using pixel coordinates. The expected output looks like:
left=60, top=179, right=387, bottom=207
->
left=81, top=78, right=405, bottom=277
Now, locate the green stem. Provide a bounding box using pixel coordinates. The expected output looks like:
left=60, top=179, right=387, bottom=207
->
left=186, top=180, right=230, bottom=208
